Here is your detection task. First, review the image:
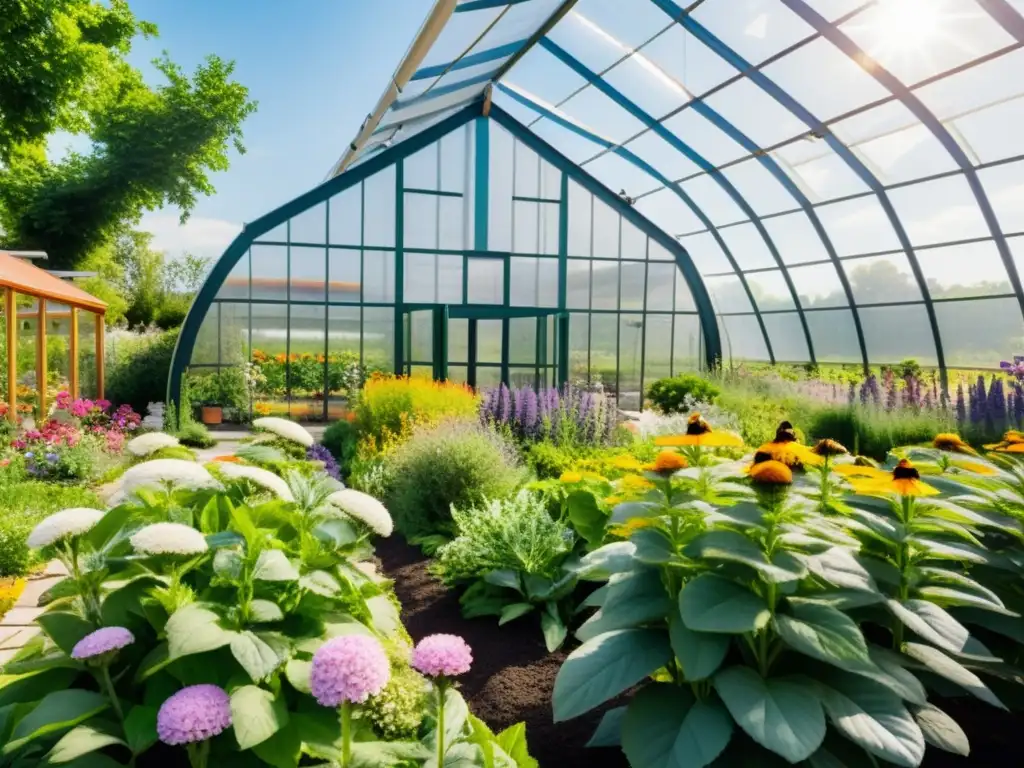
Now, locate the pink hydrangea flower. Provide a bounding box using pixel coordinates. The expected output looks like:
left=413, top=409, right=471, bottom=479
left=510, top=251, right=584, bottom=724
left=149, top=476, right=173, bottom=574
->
left=412, top=634, right=473, bottom=678
left=310, top=635, right=390, bottom=706
left=157, top=684, right=232, bottom=745
left=71, top=626, right=134, bottom=661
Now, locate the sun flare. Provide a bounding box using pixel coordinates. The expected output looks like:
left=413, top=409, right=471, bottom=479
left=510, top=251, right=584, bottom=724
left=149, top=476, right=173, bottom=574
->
left=870, top=0, right=942, bottom=52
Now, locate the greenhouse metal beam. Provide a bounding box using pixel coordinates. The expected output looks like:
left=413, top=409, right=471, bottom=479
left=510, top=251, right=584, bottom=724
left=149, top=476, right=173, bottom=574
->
left=497, top=81, right=770, bottom=363
left=976, top=0, right=1024, bottom=42
left=539, top=36, right=814, bottom=364
left=783, top=0, right=1024, bottom=382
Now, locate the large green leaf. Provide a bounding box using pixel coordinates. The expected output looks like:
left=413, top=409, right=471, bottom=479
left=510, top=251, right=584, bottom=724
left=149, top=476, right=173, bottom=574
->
left=350, top=741, right=433, bottom=767
left=714, top=667, right=825, bottom=763
left=576, top=542, right=638, bottom=579
left=679, top=575, right=770, bottom=634
left=252, top=720, right=301, bottom=768
left=123, top=705, right=158, bottom=755
left=45, top=723, right=125, bottom=763
left=774, top=602, right=871, bottom=671
left=916, top=586, right=1014, bottom=615
left=166, top=604, right=234, bottom=659
left=0, top=668, right=78, bottom=708
left=684, top=531, right=799, bottom=583
left=910, top=702, right=969, bottom=756
left=576, top=569, right=672, bottom=642
left=863, top=646, right=927, bottom=706
left=553, top=629, right=672, bottom=722
left=903, top=642, right=1005, bottom=709
left=230, top=685, right=288, bottom=750
left=622, top=684, right=732, bottom=768
left=253, top=549, right=300, bottom=582
left=631, top=529, right=681, bottom=566
left=284, top=659, right=312, bottom=694
left=567, top=490, right=609, bottom=547
left=885, top=599, right=969, bottom=653
left=801, top=547, right=877, bottom=593
left=495, top=721, right=538, bottom=768
left=586, top=706, right=626, bottom=747
left=249, top=600, right=285, bottom=623
left=4, top=690, right=109, bottom=755
left=230, top=630, right=284, bottom=682
left=498, top=603, right=534, bottom=626
left=541, top=608, right=568, bottom=653
left=668, top=614, right=729, bottom=682
left=36, top=611, right=95, bottom=656
left=367, top=595, right=401, bottom=637
left=817, top=680, right=924, bottom=767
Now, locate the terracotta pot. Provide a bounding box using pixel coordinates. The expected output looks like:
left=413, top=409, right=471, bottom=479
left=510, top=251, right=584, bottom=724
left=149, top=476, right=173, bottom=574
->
left=201, top=406, right=223, bottom=426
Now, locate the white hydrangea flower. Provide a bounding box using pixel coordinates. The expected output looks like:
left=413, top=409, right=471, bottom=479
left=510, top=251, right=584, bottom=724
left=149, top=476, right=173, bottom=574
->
left=130, top=523, right=209, bottom=556
left=253, top=417, right=314, bottom=448
left=126, top=432, right=181, bottom=457
left=27, top=508, right=106, bottom=549
left=327, top=490, right=393, bottom=537
left=218, top=463, right=295, bottom=502
left=122, top=459, right=221, bottom=496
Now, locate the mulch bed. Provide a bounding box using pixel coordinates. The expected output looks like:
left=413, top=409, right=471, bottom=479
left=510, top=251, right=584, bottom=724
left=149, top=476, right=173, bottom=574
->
left=376, top=536, right=628, bottom=767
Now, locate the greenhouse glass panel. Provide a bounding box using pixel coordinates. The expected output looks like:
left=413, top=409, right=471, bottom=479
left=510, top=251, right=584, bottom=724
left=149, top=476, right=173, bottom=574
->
left=843, top=254, right=923, bottom=305
left=860, top=305, right=939, bottom=366
left=806, top=308, right=862, bottom=364
left=720, top=315, right=771, bottom=363
left=763, top=313, right=811, bottom=363
left=936, top=298, right=1024, bottom=369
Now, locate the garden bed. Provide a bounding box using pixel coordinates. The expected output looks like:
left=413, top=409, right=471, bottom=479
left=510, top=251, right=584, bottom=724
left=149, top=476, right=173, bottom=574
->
left=376, top=535, right=629, bottom=768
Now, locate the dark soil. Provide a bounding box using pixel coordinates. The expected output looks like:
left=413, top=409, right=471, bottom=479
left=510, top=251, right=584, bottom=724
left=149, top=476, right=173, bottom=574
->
left=376, top=536, right=628, bottom=767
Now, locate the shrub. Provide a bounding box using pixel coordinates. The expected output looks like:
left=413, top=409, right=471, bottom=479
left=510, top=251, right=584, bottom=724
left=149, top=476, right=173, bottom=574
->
left=322, top=416, right=359, bottom=476
left=480, top=384, right=616, bottom=448
left=357, top=374, right=478, bottom=442
left=385, top=419, right=526, bottom=541
left=176, top=421, right=216, bottom=448
left=526, top=441, right=575, bottom=480
left=0, top=482, right=102, bottom=576
left=105, top=327, right=179, bottom=413
left=646, top=373, right=721, bottom=414
left=807, top=406, right=949, bottom=460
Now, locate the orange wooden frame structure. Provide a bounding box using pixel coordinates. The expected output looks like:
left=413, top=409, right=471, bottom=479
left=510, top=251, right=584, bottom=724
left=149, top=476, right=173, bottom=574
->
left=1, top=252, right=107, bottom=422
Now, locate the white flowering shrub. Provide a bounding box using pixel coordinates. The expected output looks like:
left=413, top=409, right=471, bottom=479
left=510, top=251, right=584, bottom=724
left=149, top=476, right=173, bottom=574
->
left=125, top=432, right=181, bottom=457
left=121, top=458, right=221, bottom=496
left=328, top=489, right=394, bottom=537
left=253, top=417, right=314, bottom=447
left=216, top=462, right=295, bottom=502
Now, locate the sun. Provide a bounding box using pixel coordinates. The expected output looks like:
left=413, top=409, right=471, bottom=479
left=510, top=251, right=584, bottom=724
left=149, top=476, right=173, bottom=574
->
left=871, top=0, right=941, bottom=51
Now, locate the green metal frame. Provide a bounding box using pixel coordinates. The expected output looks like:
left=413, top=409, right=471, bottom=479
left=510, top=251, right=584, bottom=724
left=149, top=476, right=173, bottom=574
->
left=167, top=100, right=721, bottom=420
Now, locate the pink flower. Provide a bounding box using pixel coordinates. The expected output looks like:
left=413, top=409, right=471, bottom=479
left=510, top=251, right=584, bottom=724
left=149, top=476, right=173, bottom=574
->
left=157, top=684, right=232, bottom=745
left=310, top=635, right=390, bottom=706
left=96, top=399, right=111, bottom=411
left=412, top=634, right=473, bottom=678
left=71, top=627, right=134, bottom=661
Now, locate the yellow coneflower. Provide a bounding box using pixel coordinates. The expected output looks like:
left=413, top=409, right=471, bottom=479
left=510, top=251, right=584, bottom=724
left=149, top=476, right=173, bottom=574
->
left=611, top=455, right=643, bottom=471
left=854, top=459, right=939, bottom=497
left=749, top=460, right=793, bottom=485
left=755, top=422, right=824, bottom=467
left=984, top=430, right=1024, bottom=451
left=619, top=474, right=655, bottom=492
left=832, top=463, right=890, bottom=479
left=932, top=433, right=976, bottom=455
left=951, top=460, right=998, bottom=476
left=654, top=413, right=744, bottom=448
left=608, top=516, right=658, bottom=538
left=812, top=438, right=848, bottom=457
left=559, top=471, right=583, bottom=484
left=645, top=450, right=688, bottom=475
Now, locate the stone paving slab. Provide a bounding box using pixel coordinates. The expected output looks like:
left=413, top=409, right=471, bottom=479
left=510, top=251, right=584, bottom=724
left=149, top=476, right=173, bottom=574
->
left=0, top=561, right=68, bottom=661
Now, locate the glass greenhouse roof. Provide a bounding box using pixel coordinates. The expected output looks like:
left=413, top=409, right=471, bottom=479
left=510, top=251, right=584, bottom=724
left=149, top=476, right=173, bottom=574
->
left=336, top=0, right=1024, bottom=377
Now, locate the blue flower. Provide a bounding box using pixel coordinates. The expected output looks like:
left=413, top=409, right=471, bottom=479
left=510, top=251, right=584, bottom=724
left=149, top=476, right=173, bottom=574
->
left=45, top=452, right=59, bottom=463
left=24, top=451, right=35, bottom=459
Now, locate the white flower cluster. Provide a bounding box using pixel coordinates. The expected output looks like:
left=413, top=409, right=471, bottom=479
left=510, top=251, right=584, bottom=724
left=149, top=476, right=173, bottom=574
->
left=27, top=508, right=106, bottom=549
left=253, top=417, right=314, bottom=448
left=217, top=463, right=295, bottom=502
left=122, top=459, right=221, bottom=496
left=126, top=432, right=180, bottom=457
left=131, top=523, right=209, bottom=556
left=327, top=490, right=393, bottom=537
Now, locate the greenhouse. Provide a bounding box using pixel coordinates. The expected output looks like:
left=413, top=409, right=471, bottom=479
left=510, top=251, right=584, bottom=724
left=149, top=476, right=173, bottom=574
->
left=170, top=0, right=1024, bottom=417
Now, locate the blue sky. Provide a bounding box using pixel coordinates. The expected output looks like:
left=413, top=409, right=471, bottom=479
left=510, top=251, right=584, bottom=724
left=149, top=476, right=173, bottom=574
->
left=121, top=0, right=428, bottom=259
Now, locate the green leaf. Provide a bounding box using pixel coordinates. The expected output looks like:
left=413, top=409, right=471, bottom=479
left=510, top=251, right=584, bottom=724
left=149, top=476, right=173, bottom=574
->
left=609, top=501, right=660, bottom=524
left=349, top=741, right=432, bottom=767
left=483, top=569, right=520, bottom=591
left=498, top=603, right=534, bottom=626
left=0, top=668, right=78, bottom=708
left=916, top=586, right=1013, bottom=615
left=230, top=630, right=285, bottom=682
left=885, top=599, right=969, bottom=653
left=284, top=659, right=311, bottom=694
left=4, top=690, right=109, bottom=755
left=36, top=611, right=95, bottom=656
left=541, top=609, right=567, bottom=652
left=577, top=568, right=672, bottom=643
left=801, top=547, right=878, bottom=592
left=123, top=705, right=158, bottom=755
left=553, top=629, right=672, bottom=722
left=575, top=541, right=638, bottom=579
left=622, top=683, right=733, bottom=768
left=903, top=642, right=1005, bottom=709
left=586, top=706, right=626, bottom=748
left=567, top=490, right=609, bottom=547
left=495, top=722, right=538, bottom=768
left=135, top=643, right=171, bottom=683
left=440, top=688, right=469, bottom=747
left=253, top=549, right=300, bottom=582
left=684, top=531, right=800, bottom=583
left=714, top=667, right=825, bottom=763
left=300, top=570, right=341, bottom=596
left=465, top=715, right=496, bottom=768
left=679, top=575, right=770, bottom=634
left=213, top=549, right=243, bottom=580
left=46, top=723, right=125, bottom=763
left=863, top=646, right=927, bottom=706
left=910, top=702, right=969, bottom=756
left=817, top=680, right=924, bottom=767
left=249, top=599, right=285, bottom=623
left=230, top=685, right=288, bottom=750
left=166, top=604, right=234, bottom=660
left=367, top=595, right=401, bottom=637
left=774, top=602, right=871, bottom=671
left=668, top=614, right=729, bottom=682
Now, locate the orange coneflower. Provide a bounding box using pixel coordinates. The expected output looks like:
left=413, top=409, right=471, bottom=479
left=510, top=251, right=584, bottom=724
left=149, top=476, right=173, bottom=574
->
left=932, top=433, right=976, bottom=455
left=984, top=430, right=1024, bottom=451
left=851, top=459, right=939, bottom=497
left=645, top=450, right=688, bottom=475
left=756, top=422, right=823, bottom=467
left=749, top=460, right=793, bottom=486
left=655, top=413, right=744, bottom=448
left=813, top=438, right=848, bottom=458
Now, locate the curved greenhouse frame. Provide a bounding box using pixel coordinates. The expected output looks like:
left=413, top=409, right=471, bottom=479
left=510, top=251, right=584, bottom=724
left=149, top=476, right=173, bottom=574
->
left=171, top=0, right=1024, bottom=415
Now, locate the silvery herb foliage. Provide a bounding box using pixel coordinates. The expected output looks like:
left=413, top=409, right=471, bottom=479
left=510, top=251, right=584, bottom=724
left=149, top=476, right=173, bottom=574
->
left=552, top=457, right=1024, bottom=767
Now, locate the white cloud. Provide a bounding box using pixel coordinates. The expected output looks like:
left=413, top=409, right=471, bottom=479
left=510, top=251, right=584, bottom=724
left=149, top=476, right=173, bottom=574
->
left=139, top=212, right=241, bottom=260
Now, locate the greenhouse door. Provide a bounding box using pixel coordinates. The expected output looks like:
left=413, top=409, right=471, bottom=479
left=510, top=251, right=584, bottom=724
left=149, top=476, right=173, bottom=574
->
left=402, top=306, right=568, bottom=390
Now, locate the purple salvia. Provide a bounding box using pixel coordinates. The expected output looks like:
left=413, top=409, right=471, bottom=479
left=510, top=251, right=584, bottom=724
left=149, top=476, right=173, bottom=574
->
left=497, top=384, right=512, bottom=426
left=989, top=378, right=1006, bottom=432
left=848, top=382, right=856, bottom=406
left=523, top=387, right=538, bottom=439
left=885, top=376, right=897, bottom=412
left=955, top=383, right=966, bottom=424
left=1015, top=382, right=1024, bottom=427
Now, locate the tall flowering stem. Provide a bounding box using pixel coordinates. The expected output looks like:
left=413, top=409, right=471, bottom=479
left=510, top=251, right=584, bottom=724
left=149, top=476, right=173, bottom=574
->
left=412, top=634, right=473, bottom=765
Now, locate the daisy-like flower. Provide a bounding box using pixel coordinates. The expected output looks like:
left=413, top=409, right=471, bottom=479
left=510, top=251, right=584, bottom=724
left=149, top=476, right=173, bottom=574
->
left=645, top=450, right=687, bottom=476
left=749, top=460, right=793, bottom=486
left=618, top=474, right=654, bottom=493
left=559, top=471, right=583, bottom=484
left=950, top=459, right=998, bottom=476
left=27, top=508, right=105, bottom=549
left=217, top=463, right=295, bottom=502
left=327, top=489, right=393, bottom=537
left=253, top=417, right=314, bottom=448
left=310, top=635, right=390, bottom=706
left=932, top=433, right=975, bottom=455
left=126, top=432, right=180, bottom=457
left=756, top=421, right=823, bottom=468
left=851, top=459, right=939, bottom=497
left=157, top=684, right=232, bottom=745
left=122, top=459, right=220, bottom=496
left=412, top=634, right=473, bottom=678
left=812, top=438, right=848, bottom=458
left=611, top=455, right=643, bottom=472
left=71, top=626, right=134, bottom=661
left=608, top=516, right=658, bottom=539
left=832, top=462, right=890, bottom=479
left=131, top=523, right=209, bottom=556
left=654, top=413, right=744, bottom=448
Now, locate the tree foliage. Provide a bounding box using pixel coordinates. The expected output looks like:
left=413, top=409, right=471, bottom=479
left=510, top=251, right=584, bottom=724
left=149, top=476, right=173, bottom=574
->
left=0, top=0, right=256, bottom=269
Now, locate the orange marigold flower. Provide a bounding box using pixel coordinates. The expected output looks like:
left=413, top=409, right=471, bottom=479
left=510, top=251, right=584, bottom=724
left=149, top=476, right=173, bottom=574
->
left=749, top=460, right=793, bottom=485
left=646, top=451, right=687, bottom=475
left=932, top=433, right=975, bottom=454
left=212, top=455, right=243, bottom=463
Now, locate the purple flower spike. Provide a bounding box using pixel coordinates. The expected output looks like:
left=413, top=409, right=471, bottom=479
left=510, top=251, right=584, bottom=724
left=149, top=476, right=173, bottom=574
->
left=71, top=626, right=134, bottom=661
left=310, top=635, right=390, bottom=706
left=157, top=684, right=232, bottom=745
left=412, top=634, right=473, bottom=678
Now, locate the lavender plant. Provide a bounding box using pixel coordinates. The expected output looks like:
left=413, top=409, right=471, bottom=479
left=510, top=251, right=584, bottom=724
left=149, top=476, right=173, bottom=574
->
left=480, top=384, right=617, bottom=448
